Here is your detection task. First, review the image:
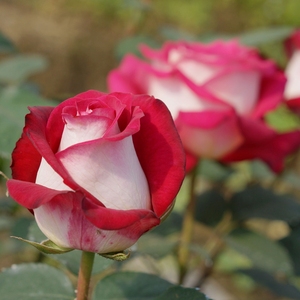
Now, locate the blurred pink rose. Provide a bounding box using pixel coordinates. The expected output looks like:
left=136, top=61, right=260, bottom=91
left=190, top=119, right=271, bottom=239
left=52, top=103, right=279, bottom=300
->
left=284, top=30, right=300, bottom=113
left=108, top=40, right=300, bottom=172
left=7, top=91, right=185, bottom=253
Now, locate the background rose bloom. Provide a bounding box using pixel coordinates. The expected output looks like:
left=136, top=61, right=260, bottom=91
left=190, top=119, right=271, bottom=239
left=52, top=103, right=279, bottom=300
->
left=7, top=91, right=185, bottom=253
left=284, top=29, right=300, bottom=113
left=108, top=40, right=300, bottom=172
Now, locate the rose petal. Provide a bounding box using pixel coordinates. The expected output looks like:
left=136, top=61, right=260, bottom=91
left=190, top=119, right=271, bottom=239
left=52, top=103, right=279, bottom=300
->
left=7, top=179, right=69, bottom=209
left=206, top=70, right=261, bottom=115
left=57, top=134, right=151, bottom=211
left=285, top=50, right=300, bottom=100
left=82, top=197, right=160, bottom=231
left=11, top=106, right=53, bottom=182
left=177, top=111, right=243, bottom=158
left=34, top=192, right=159, bottom=253
left=222, top=118, right=300, bottom=172
left=148, top=76, right=206, bottom=118
left=131, top=95, right=186, bottom=217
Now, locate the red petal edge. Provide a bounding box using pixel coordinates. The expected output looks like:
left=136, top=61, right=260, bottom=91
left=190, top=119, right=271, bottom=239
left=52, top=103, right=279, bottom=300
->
left=130, top=94, right=186, bottom=218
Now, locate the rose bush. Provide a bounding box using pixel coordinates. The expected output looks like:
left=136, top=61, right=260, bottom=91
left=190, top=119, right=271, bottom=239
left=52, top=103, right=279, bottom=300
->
left=108, top=40, right=300, bottom=172
left=7, top=90, right=185, bottom=253
left=284, top=29, right=300, bottom=113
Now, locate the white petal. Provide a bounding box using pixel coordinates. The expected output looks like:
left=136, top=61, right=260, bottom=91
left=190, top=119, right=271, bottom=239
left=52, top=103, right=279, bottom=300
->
left=34, top=202, right=138, bottom=253
left=285, top=50, right=300, bottom=99
left=35, top=157, right=71, bottom=191
left=206, top=71, right=261, bottom=115
left=180, top=118, right=243, bottom=158
left=58, top=135, right=151, bottom=211
left=148, top=76, right=220, bottom=118
left=59, top=113, right=115, bottom=151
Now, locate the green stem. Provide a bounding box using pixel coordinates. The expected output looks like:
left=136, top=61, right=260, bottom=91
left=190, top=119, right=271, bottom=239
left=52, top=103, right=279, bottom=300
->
left=178, top=165, right=198, bottom=284
left=76, top=251, right=95, bottom=300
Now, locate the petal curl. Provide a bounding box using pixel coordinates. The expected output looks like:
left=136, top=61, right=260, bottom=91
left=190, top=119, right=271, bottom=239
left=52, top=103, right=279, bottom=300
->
left=11, top=106, right=53, bottom=182
left=7, top=179, right=69, bottom=209
left=82, top=197, right=160, bottom=231
left=131, top=94, right=186, bottom=218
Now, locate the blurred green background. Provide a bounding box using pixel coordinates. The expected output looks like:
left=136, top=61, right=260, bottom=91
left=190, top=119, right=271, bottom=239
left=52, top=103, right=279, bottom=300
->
left=0, top=0, right=299, bottom=99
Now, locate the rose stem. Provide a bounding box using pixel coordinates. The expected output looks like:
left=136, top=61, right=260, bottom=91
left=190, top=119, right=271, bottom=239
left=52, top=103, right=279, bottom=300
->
left=178, top=164, right=198, bottom=284
left=76, top=251, right=95, bottom=300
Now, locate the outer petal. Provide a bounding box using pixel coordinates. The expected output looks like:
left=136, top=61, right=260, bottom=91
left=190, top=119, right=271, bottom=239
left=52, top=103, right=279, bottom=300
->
left=185, top=151, right=198, bottom=173
left=82, top=197, right=160, bottom=232
left=177, top=110, right=243, bottom=159
left=252, top=70, right=286, bottom=118
left=284, top=30, right=300, bottom=58
left=286, top=97, right=300, bottom=115
left=107, top=55, right=149, bottom=95
left=7, top=178, right=159, bottom=232
left=222, top=118, right=300, bottom=172
left=130, top=94, right=186, bottom=218
left=10, top=106, right=53, bottom=181
left=23, top=105, right=102, bottom=204
left=34, top=192, right=160, bottom=253
left=7, top=179, right=69, bottom=209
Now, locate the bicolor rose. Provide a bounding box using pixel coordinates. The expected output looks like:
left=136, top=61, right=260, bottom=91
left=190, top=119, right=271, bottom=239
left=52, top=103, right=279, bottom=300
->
left=7, top=91, right=185, bottom=253
left=284, top=29, right=300, bottom=113
left=108, top=40, right=300, bottom=172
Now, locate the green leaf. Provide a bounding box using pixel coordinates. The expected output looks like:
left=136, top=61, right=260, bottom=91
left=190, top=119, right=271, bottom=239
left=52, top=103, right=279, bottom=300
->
left=0, top=54, right=48, bottom=84
left=0, top=263, right=75, bottom=300
left=226, top=228, right=293, bottom=275
left=154, top=286, right=211, bottom=300
left=0, top=33, right=16, bottom=53
left=92, top=271, right=173, bottom=299
left=92, top=272, right=210, bottom=300
left=11, top=217, right=32, bottom=239
left=151, top=211, right=183, bottom=236
left=250, top=160, right=275, bottom=181
left=115, top=35, right=160, bottom=60
left=199, top=159, right=234, bottom=182
left=230, top=185, right=300, bottom=223
left=238, top=268, right=300, bottom=299
left=280, top=228, right=300, bottom=276
left=0, top=86, right=56, bottom=158
left=51, top=250, right=114, bottom=275
left=0, top=214, right=13, bottom=231
left=100, top=251, right=130, bottom=261
left=237, top=26, right=294, bottom=46
left=266, top=104, right=300, bottom=132
left=11, top=236, right=73, bottom=254
left=195, top=189, right=227, bottom=226
left=137, top=233, right=177, bottom=258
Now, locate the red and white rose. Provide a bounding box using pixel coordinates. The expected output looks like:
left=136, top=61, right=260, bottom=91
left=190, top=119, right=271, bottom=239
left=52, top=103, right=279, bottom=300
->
left=7, top=91, right=185, bottom=253
left=108, top=40, right=300, bottom=172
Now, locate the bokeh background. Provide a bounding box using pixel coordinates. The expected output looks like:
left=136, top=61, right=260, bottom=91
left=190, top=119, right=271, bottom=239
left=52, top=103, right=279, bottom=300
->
left=0, top=0, right=299, bottom=98
left=1, top=1, right=300, bottom=299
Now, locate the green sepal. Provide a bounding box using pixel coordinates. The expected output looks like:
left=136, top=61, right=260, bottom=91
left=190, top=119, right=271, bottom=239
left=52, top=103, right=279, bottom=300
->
left=11, top=236, right=73, bottom=254
left=99, top=250, right=130, bottom=261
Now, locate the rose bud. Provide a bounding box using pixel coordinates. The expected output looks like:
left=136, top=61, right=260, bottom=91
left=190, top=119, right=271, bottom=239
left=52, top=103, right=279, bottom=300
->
left=284, top=29, right=300, bottom=114
left=108, top=40, right=300, bottom=172
left=7, top=91, right=185, bottom=254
